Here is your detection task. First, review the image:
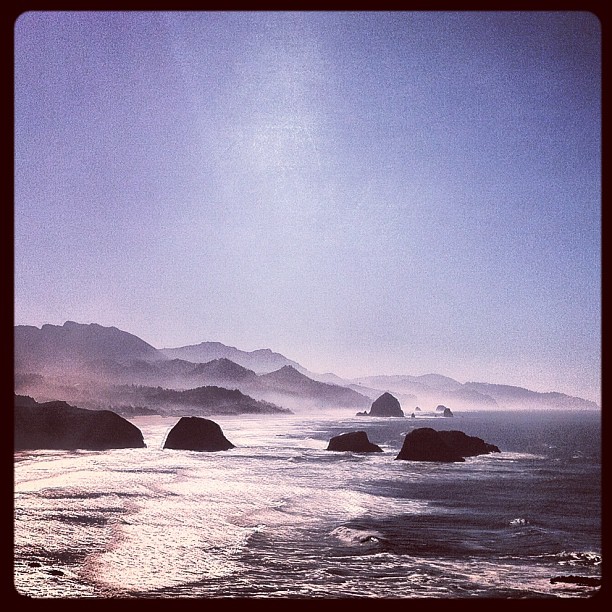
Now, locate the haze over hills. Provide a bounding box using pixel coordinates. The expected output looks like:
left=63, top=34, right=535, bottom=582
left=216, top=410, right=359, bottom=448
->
left=161, top=342, right=305, bottom=374
left=354, top=374, right=465, bottom=393
left=254, top=366, right=369, bottom=411
left=15, top=321, right=162, bottom=370
left=13, top=321, right=599, bottom=413
left=350, top=375, right=500, bottom=411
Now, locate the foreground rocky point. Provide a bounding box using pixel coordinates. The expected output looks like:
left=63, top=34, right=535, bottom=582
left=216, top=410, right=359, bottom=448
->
left=550, top=575, right=601, bottom=587
left=14, top=395, right=146, bottom=450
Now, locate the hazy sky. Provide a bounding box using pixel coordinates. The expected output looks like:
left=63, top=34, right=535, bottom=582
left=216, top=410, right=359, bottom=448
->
left=14, top=11, right=601, bottom=402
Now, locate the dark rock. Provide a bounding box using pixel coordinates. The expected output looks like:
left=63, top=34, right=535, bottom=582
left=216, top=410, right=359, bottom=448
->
left=48, top=569, right=64, bottom=576
left=28, top=562, right=41, bottom=568
left=355, top=410, right=368, bottom=416
left=443, top=408, right=453, bottom=417
left=326, top=431, right=382, bottom=453
left=163, top=416, right=235, bottom=451
left=410, top=413, right=415, bottom=418
left=395, top=428, right=465, bottom=462
left=435, top=404, right=447, bottom=412
left=14, top=399, right=146, bottom=451
left=550, top=575, right=601, bottom=587
left=395, top=428, right=500, bottom=462
left=415, top=407, right=421, bottom=412
left=368, top=392, right=404, bottom=417
left=438, top=430, right=500, bottom=456
left=14, top=394, right=39, bottom=408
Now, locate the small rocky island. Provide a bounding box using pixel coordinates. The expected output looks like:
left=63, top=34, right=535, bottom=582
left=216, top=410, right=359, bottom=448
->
left=163, top=416, right=235, bottom=451
left=14, top=395, right=146, bottom=450
left=356, top=392, right=404, bottom=417
left=326, top=431, right=383, bottom=453
left=550, top=575, right=602, bottom=587
left=396, top=427, right=500, bottom=462
left=435, top=404, right=453, bottom=414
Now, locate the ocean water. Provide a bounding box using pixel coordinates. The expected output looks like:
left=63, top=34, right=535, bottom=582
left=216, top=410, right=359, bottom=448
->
left=14, top=410, right=601, bottom=599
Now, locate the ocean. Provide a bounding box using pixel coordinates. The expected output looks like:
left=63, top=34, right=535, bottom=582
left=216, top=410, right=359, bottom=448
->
left=13, top=409, right=601, bottom=599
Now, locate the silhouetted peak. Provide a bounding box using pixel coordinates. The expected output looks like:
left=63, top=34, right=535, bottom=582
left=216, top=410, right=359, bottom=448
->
left=369, top=392, right=404, bottom=417
left=267, top=365, right=305, bottom=379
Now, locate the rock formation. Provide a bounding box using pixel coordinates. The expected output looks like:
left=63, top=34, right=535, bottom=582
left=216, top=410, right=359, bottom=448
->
left=326, top=431, right=382, bottom=453
left=550, top=575, right=601, bottom=587
left=437, top=430, right=500, bottom=456
left=442, top=407, right=453, bottom=417
left=14, top=397, right=146, bottom=450
left=163, top=416, right=235, bottom=451
left=363, top=392, right=404, bottom=417
left=395, top=427, right=500, bottom=462
left=395, top=428, right=465, bottom=462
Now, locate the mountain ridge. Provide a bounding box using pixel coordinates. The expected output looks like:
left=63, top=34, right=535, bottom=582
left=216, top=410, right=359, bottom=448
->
left=161, top=341, right=304, bottom=374
left=14, top=321, right=599, bottom=411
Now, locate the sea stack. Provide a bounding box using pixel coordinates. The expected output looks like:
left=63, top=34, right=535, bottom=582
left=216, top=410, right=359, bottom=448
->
left=436, top=430, right=500, bottom=457
left=395, top=428, right=464, bottom=462
left=395, top=428, right=500, bottom=462
left=163, top=416, right=235, bottom=451
left=326, top=431, right=383, bottom=453
left=368, top=392, right=404, bottom=417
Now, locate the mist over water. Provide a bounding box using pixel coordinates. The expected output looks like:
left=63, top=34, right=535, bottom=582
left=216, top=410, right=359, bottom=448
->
left=14, top=410, right=600, bottom=598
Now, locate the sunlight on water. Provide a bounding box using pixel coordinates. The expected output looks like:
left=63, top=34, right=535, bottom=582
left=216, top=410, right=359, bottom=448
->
left=14, top=412, right=601, bottom=598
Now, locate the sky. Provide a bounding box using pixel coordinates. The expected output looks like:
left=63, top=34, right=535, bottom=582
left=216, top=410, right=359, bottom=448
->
left=14, top=11, right=601, bottom=402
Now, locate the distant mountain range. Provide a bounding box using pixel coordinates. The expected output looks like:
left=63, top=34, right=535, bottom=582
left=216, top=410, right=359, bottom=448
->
left=14, top=321, right=161, bottom=369
left=13, top=321, right=599, bottom=413
left=161, top=341, right=305, bottom=374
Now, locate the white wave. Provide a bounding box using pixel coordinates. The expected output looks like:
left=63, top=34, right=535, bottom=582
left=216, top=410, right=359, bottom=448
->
left=555, top=551, right=602, bottom=566
left=330, top=526, right=385, bottom=546
left=494, top=451, right=546, bottom=461
left=14, top=411, right=600, bottom=598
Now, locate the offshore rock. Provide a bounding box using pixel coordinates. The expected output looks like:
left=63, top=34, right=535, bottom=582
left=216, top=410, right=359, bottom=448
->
left=395, top=428, right=464, bottom=462
left=326, top=431, right=383, bottom=453
left=550, top=575, right=601, bottom=587
left=14, top=399, right=146, bottom=450
left=438, top=430, right=500, bottom=456
left=163, top=416, right=235, bottom=451
left=442, top=408, right=454, bottom=417
left=395, top=428, right=500, bottom=462
left=368, top=392, right=404, bottom=417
